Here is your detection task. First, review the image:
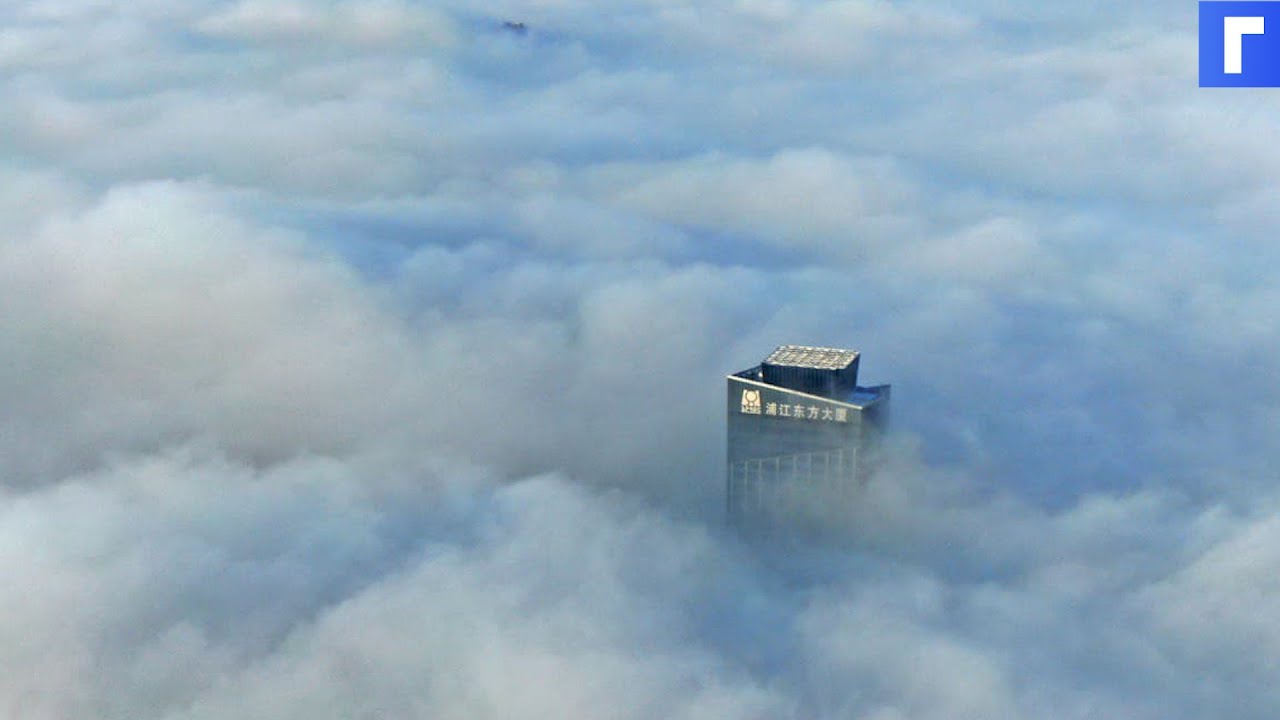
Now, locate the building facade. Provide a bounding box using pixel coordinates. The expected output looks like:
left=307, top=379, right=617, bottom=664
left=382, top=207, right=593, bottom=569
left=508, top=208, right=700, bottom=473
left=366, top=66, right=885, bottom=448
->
left=726, top=345, right=889, bottom=531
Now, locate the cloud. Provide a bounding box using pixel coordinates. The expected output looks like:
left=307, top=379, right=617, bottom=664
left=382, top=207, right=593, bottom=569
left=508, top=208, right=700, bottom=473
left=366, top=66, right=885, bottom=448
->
left=196, top=0, right=456, bottom=49
left=1, top=0, right=1280, bottom=718
left=596, top=148, right=920, bottom=260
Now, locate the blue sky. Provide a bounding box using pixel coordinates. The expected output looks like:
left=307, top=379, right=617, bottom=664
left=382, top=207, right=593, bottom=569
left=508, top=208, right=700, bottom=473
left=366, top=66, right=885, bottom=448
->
left=2, top=1, right=1280, bottom=718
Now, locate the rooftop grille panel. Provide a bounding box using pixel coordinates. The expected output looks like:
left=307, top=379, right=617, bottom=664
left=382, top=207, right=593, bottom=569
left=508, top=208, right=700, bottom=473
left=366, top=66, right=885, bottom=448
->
left=763, top=345, right=859, bottom=371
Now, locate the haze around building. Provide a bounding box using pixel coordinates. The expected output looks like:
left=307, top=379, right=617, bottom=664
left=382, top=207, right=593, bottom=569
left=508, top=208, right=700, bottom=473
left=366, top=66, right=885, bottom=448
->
left=1, top=2, right=1278, bottom=719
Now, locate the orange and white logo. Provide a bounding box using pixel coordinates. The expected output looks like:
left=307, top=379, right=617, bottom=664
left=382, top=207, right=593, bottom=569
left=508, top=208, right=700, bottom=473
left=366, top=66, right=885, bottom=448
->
left=740, top=389, right=762, bottom=414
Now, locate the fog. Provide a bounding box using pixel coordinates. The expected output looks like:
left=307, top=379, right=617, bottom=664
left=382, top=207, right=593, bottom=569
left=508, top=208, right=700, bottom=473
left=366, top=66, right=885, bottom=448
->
left=3, top=1, right=1280, bottom=718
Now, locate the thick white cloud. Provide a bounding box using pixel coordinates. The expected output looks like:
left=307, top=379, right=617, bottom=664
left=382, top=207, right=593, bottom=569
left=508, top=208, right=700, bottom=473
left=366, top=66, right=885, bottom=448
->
left=2, top=0, right=1280, bottom=718
left=596, top=148, right=920, bottom=259
left=196, top=0, right=456, bottom=49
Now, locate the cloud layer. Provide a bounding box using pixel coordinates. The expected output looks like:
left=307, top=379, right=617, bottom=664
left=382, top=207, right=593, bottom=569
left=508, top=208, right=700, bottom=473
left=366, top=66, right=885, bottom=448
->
left=3, top=1, right=1280, bottom=718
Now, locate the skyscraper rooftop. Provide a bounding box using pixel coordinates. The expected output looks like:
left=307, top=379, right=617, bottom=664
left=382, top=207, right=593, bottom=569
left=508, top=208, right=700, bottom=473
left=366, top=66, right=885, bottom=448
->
left=762, top=345, right=859, bottom=371
left=726, top=344, right=890, bottom=532
left=758, top=344, right=862, bottom=399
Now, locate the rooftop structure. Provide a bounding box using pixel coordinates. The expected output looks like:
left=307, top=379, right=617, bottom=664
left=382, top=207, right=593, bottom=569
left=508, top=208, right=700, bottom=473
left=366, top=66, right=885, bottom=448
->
left=726, top=344, right=889, bottom=532
left=759, top=344, right=861, bottom=399
left=763, top=345, right=859, bottom=370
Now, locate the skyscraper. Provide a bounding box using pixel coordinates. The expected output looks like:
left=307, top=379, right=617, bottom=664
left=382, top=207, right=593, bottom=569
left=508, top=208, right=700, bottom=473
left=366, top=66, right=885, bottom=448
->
left=726, top=345, right=890, bottom=531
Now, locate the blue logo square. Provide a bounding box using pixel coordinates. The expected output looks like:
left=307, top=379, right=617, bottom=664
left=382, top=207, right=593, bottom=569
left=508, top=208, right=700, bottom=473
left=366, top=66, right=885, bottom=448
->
left=1201, top=2, right=1280, bottom=86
